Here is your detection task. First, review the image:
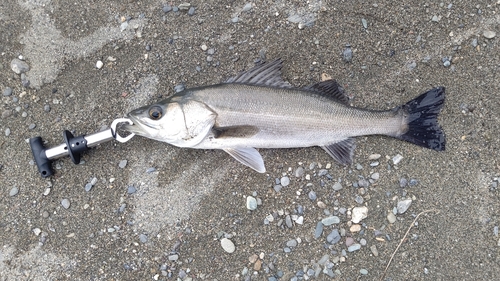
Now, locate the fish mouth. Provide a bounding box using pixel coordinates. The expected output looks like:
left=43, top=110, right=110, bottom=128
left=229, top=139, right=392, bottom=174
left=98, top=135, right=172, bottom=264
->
left=122, top=115, right=151, bottom=136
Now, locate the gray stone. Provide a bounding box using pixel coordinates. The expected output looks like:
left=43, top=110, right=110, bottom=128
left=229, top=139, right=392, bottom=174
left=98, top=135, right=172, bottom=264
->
left=397, top=199, right=412, bottom=214
left=286, top=239, right=297, bottom=247
left=61, top=198, right=70, bottom=209
left=294, top=166, right=305, bottom=177
left=347, top=244, right=361, bottom=252
left=221, top=238, right=235, bottom=253
left=314, top=222, right=323, bottom=239
left=321, top=216, right=340, bottom=226
left=280, top=176, right=290, bottom=187
left=332, top=182, right=343, bottom=191
left=10, top=59, right=30, bottom=74
left=285, top=215, right=293, bottom=228
left=3, top=87, right=12, bottom=96
left=326, top=229, right=340, bottom=244
left=118, top=160, right=128, bottom=169
left=246, top=196, right=257, bottom=210
left=127, top=186, right=137, bottom=194
left=9, top=187, right=19, bottom=196
left=139, top=234, right=148, bottom=243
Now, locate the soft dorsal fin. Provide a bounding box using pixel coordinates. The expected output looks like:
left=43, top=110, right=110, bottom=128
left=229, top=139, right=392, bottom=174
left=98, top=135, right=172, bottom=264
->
left=225, top=59, right=292, bottom=88
left=321, top=138, right=356, bottom=165
left=305, top=80, right=349, bottom=105
left=223, top=147, right=266, bottom=173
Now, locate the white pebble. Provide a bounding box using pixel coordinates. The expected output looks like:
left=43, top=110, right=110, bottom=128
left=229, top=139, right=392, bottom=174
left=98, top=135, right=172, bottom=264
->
left=387, top=212, right=397, bottom=223
left=397, top=199, right=412, bottom=214
left=43, top=188, right=51, bottom=196
left=246, top=196, right=257, bottom=210
left=9, top=187, right=19, bottom=196
left=483, top=30, right=496, bottom=39
left=33, top=228, right=42, bottom=236
left=351, top=206, right=368, bottom=223
left=61, top=198, right=70, bottom=209
left=368, top=153, right=381, bottom=160
left=96, top=60, right=103, bottom=69
left=392, top=154, right=403, bottom=165
left=221, top=238, right=235, bottom=253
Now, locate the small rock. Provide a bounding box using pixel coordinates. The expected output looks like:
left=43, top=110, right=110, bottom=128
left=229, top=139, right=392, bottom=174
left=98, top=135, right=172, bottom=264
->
left=343, top=45, right=353, bottom=62
left=350, top=224, right=361, bottom=232
left=118, top=160, right=128, bottom=168
left=61, top=198, right=70, bottom=209
left=347, top=244, right=361, bottom=252
left=96, top=60, right=103, bottom=69
left=332, top=182, right=343, bottom=191
left=33, top=228, right=42, bottom=236
left=242, top=3, right=253, bottom=12
left=321, top=216, right=340, bottom=226
left=351, top=206, right=368, bottom=223
left=397, top=199, right=412, bottom=214
left=368, top=154, right=381, bottom=160
left=127, top=186, right=137, bottom=194
left=387, top=212, right=397, bottom=223
left=371, top=173, right=380, bottom=180
left=392, top=154, right=403, bottom=165
left=146, top=167, right=156, bottom=173
left=308, top=191, right=317, bottom=201
left=221, top=238, right=235, bottom=253
left=139, top=234, right=148, bottom=243
left=483, top=30, right=496, bottom=39
left=295, top=166, right=305, bottom=177
left=326, top=229, right=341, bottom=244
left=11, top=59, right=30, bottom=74
left=431, top=15, right=440, bottom=22
left=187, top=7, right=195, bottom=16
left=84, top=183, right=93, bottom=192
left=314, top=222, right=323, bottom=238
left=5, top=128, right=11, bottom=137
left=360, top=269, right=368, bottom=275
left=370, top=245, right=379, bottom=256
left=162, top=4, right=172, bottom=13
left=285, top=215, right=293, bottom=228
left=9, top=187, right=19, bottom=196
left=280, top=176, right=290, bottom=187
left=286, top=239, right=297, bottom=247
left=246, top=196, right=257, bottom=210
left=3, top=87, right=12, bottom=96
left=28, top=123, right=36, bottom=130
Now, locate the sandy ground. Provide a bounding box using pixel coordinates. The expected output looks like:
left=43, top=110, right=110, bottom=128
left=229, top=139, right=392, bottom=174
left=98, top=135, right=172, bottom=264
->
left=1, top=0, right=500, bottom=280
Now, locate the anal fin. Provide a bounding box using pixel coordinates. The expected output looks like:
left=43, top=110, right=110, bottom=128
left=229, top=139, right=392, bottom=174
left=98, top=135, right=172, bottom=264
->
left=321, top=138, right=356, bottom=165
left=223, top=148, right=266, bottom=173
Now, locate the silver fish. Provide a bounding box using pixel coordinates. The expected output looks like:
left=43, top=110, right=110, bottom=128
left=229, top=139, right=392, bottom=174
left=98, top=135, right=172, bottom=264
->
left=125, top=59, right=445, bottom=173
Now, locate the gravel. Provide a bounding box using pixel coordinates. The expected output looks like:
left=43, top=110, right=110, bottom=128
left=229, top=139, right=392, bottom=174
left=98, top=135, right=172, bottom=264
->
left=397, top=199, right=412, bottom=214
left=61, top=198, right=70, bottom=209
left=5, top=128, right=10, bottom=136
left=139, top=234, right=148, bottom=243
left=314, top=222, right=323, bottom=238
left=10, top=58, right=30, bottom=74
left=127, top=186, right=137, bottom=194
left=308, top=191, right=317, bottom=201
left=347, top=244, right=361, bottom=252
left=286, top=239, right=298, bottom=247
left=326, top=229, right=341, bottom=244
left=280, top=176, right=290, bottom=187
left=9, top=187, right=19, bottom=196
left=221, top=238, right=235, bottom=253
left=351, top=206, right=368, bottom=223
left=321, top=216, right=340, bottom=226
left=118, top=160, right=128, bottom=169
left=332, top=182, right=343, bottom=191
left=3, top=87, right=12, bottom=96
left=246, top=196, right=257, bottom=210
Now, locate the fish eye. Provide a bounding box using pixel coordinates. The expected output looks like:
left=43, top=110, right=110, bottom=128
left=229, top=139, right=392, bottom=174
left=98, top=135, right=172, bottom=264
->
left=148, top=106, right=163, bottom=120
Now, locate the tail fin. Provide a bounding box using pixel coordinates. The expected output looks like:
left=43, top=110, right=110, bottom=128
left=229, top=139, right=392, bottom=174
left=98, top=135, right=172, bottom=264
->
left=396, top=87, right=446, bottom=151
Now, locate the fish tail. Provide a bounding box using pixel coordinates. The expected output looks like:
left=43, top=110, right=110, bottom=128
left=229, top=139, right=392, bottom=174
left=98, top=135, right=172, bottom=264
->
left=396, top=87, right=446, bottom=151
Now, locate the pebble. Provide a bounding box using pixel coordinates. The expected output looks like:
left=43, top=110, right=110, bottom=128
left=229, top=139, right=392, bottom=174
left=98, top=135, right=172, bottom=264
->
left=361, top=18, right=368, bottom=29
left=351, top=206, right=368, bottom=223
left=246, top=196, right=257, bottom=210
left=91, top=177, right=98, bottom=185
left=231, top=17, right=239, bottom=23
left=33, top=228, right=42, bottom=236
left=139, top=234, right=148, bottom=243
left=397, top=199, right=412, bottom=214
left=118, top=160, right=128, bottom=169
left=321, top=216, right=340, bottom=226
left=84, top=183, right=93, bottom=192
left=356, top=163, right=363, bottom=170
left=5, top=128, right=10, bottom=136
left=61, top=198, right=70, bottom=209
left=9, top=187, right=19, bottom=196
left=280, top=176, right=290, bottom=187
left=347, top=244, right=361, bottom=252
left=221, top=238, right=235, bottom=253
left=400, top=178, right=408, bottom=187
left=174, top=84, right=185, bottom=93
left=294, top=167, right=305, bottom=177
left=431, top=15, right=440, bottom=22
left=286, top=239, right=298, bottom=247
left=314, top=222, right=323, bottom=238
left=343, top=45, right=353, bottom=62
left=350, top=224, right=361, bottom=232
left=360, top=269, right=368, bottom=275
left=273, top=185, right=282, bottom=192
left=370, top=245, right=379, bottom=256
left=168, top=254, right=178, bottom=261
left=146, top=167, right=156, bottom=173
left=371, top=173, right=380, bottom=180
left=332, top=182, right=343, bottom=191
left=187, top=7, right=195, bottom=16
left=308, top=191, right=317, bottom=201
left=162, top=4, right=172, bottom=13
left=3, top=87, right=12, bottom=96
left=242, top=3, right=253, bottom=12
left=370, top=161, right=379, bottom=167
left=368, top=153, right=381, bottom=160
left=10, top=58, right=30, bottom=74
left=43, top=188, right=50, bottom=196
left=285, top=215, right=293, bottom=228
left=96, top=60, right=103, bottom=69
left=327, top=229, right=341, bottom=244
left=295, top=216, right=304, bottom=224
left=127, top=186, right=137, bottom=194
left=44, top=104, right=51, bottom=112
left=207, top=48, right=215, bottom=55
left=483, top=30, right=496, bottom=39
left=392, top=154, right=403, bottom=165
left=387, top=212, right=397, bottom=223
left=28, top=123, right=36, bottom=130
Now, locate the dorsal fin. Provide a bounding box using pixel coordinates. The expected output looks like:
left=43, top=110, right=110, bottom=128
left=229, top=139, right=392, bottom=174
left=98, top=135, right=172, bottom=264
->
left=305, top=80, right=349, bottom=105
left=225, top=59, right=292, bottom=88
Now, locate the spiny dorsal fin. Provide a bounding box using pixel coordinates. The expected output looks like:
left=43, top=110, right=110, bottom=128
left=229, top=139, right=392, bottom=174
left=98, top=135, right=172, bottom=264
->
left=305, top=80, right=349, bottom=105
left=321, top=138, right=356, bottom=165
left=225, top=59, right=292, bottom=88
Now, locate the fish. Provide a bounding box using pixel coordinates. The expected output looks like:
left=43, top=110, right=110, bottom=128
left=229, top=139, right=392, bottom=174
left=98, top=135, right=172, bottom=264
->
left=124, top=59, right=445, bottom=173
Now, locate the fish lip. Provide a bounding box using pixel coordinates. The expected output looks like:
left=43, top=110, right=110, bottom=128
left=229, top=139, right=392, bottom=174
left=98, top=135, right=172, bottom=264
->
left=122, top=114, right=150, bottom=135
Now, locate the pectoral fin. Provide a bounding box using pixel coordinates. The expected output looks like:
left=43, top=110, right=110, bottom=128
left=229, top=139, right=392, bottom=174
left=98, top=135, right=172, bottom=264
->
left=321, top=138, right=356, bottom=165
left=223, top=147, right=266, bottom=173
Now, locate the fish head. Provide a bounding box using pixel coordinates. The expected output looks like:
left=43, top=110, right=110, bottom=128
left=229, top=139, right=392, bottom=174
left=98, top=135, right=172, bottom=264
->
left=124, top=100, right=188, bottom=144
left=124, top=98, right=217, bottom=147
